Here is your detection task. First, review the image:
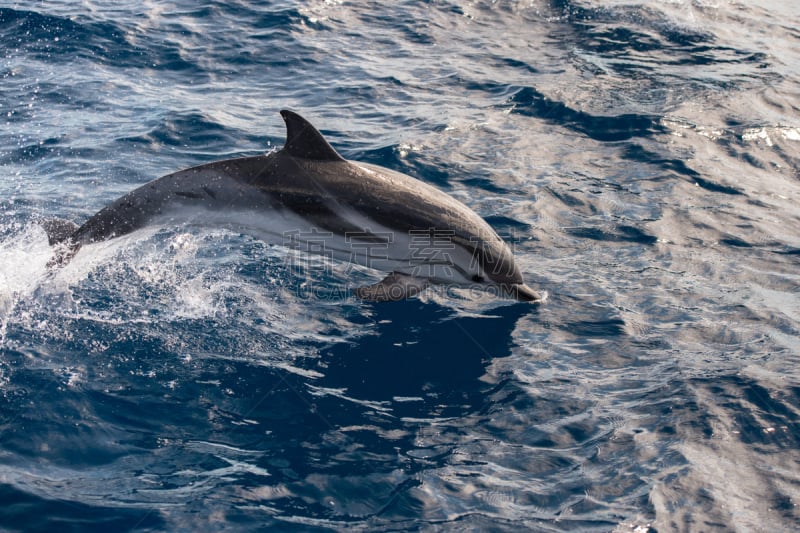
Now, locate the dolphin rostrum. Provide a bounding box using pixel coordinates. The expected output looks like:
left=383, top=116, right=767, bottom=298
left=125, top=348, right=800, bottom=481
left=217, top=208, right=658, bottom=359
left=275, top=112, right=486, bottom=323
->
left=45, top=110, right=542, bottom=302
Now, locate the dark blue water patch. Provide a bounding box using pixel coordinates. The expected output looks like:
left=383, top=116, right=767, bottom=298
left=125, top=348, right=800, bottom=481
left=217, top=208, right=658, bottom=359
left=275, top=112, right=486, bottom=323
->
left=716, top=132, right=794, bottom=176
left=360, top=146, right=452, bottom=189
left=461, top=79, right=525, bottom=101
left=740, top=151, right=768, bottom=170
left=0, top=483, right=165, bottom=533
left=178, top=0, right=305, bottom=36
left=83, top=381, right=213, bottom=445
left=466, top=381, right=647, bottom=530
left=544, top=186, right=587, bottom=208
left=118, top=111, right=269, bottom=156
left=0, top=137, right=63, bottom=165
left=0, top=362, right=145, bottom=469
left=543, top=0, right=770, bottom=94
left=1, top=334, right=389, bottom=511
left=623, top=144, right=743, bottom=195
left=728, top=378, right=800, bottom=449
left=688, top=377, right=800, bottom=524
left=139, top=359, right=425, bottom=525
left=720, top=236, right=751, bottom=248
left=479, top=379, right=596, bottom=448
left=327, top=83, right=402, bottom=112
left=578, top=25, right=668, bottom=55
left=507, top=87, right=666, bottom=142
left=0, top=8, right=198, bottom=73
left=742, top=381, right=798, bottom=426
left=560, top=317, right=626, bottom=337
left=496, top=56, right=539, bottom=75
left=547, top=0, right=735, bottom=58
left=775, top=247, right=800, bottom=256
left=571, top=22, right=764, bottom=68
left=460, top=176, right=511, bottom=195
left=566, top=225, right=657, bottom=245
left=681, top=172, right=743, bottom=196
left=317, top=300, right=535, bottom=420
left=354, top=7, right=436, bottom=46
left=10, top=79, right=109, bottom=116
left=251, top=5, right=309, bottom=33
left=483, top=215, right=532, bottom=242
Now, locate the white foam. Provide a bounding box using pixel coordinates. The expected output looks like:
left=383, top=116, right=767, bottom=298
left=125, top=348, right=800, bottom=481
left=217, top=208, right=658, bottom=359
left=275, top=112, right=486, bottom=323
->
left=0, top=223, right=54, bottom=344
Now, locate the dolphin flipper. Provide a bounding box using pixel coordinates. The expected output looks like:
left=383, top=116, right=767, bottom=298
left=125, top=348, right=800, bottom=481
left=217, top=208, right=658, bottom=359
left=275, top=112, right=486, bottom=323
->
left=354, top=272, right=429, bottom=302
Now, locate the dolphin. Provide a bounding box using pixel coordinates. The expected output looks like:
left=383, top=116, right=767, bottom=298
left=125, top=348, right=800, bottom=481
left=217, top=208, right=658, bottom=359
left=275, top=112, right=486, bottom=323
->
left=45, top=110, right=542, bottom=302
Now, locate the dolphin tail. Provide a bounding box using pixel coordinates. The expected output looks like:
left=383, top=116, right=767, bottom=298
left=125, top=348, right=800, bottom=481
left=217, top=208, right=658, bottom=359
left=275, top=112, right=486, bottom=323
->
left=40, top=218, right=79, bottom=245
left=39, top=218, right=82, bottom=267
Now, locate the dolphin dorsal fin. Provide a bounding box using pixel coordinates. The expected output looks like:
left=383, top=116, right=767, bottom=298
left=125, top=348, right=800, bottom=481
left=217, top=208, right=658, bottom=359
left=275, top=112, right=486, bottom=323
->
left=279, top=110, right=345, bottom=161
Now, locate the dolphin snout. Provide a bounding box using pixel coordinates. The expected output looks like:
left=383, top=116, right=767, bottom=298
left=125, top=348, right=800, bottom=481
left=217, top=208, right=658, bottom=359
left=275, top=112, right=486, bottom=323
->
left=509, top=283, right=543, bottom=303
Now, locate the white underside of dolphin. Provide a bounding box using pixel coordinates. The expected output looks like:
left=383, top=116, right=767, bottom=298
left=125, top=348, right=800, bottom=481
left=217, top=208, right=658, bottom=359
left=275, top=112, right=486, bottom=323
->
left=44, top=110, right=542, bottom=303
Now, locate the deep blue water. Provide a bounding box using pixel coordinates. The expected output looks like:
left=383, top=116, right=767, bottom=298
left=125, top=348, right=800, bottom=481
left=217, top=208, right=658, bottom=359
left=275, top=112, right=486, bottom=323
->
left=1, top=1, right=800, bottom=531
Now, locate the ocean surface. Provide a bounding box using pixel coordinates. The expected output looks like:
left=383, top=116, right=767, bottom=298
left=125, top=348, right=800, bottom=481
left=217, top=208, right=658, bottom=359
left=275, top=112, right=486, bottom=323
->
left=1, top=1, right=799, bottom=531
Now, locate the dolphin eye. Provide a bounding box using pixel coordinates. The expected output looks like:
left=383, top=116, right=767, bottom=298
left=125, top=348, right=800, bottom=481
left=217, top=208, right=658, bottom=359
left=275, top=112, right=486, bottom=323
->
left=471, top=275, right=485, bottom=283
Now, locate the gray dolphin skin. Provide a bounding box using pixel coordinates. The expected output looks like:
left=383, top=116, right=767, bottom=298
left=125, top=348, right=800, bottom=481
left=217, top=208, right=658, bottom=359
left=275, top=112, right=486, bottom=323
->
left=47, top=110, right=542, bottom=303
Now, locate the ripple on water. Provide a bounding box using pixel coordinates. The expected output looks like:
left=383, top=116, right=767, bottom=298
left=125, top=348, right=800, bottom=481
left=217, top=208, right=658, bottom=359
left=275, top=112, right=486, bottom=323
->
left=1, top=0, right=800, bottom=531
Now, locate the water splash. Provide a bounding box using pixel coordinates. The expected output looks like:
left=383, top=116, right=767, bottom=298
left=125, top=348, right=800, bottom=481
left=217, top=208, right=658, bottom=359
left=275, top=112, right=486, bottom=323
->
left=0, top=222, right=53, bottom=345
